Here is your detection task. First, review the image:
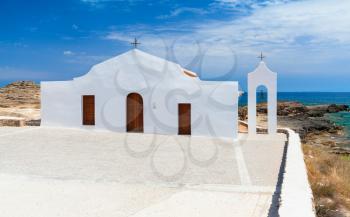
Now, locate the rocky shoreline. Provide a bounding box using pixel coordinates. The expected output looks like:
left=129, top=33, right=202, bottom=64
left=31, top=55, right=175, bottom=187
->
left=239, top=101, right=350, bottom=155
left=0, top=81, right=40, bottom=126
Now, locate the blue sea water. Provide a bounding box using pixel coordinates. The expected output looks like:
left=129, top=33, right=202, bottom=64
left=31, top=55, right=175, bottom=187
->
left=239, top=92, right=350, bottom=138
left=239, top=92, right=350, bottom=106
left=326, top=112, right=350, bottom=138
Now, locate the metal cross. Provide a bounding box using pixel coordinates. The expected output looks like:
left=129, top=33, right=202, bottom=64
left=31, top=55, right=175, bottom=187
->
left=131, top=38, right=141, bottom=48
left=258, top=52, right=266, bottom=61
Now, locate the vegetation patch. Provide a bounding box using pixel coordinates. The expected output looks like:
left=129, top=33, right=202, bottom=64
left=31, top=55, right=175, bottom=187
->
left=303, top=144, right=350, bottom=217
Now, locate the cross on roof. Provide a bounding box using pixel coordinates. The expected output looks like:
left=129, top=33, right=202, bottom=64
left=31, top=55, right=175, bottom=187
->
left=258, top=52, right=266, bottom=61
left=131, top=38, right=141, bottom=48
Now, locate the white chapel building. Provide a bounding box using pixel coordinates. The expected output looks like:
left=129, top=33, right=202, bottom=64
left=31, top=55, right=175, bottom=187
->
left=41, top=49, right=277, bottom=139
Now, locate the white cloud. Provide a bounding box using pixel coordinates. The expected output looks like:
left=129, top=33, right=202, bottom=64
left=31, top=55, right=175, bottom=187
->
left=81, top=0, right=142, bottom=5
left=106, top=0, right=350, bottom=51
left=202, top=0, right=350, bottom=50
left=63, top=50, right=75, bottom=56
left=103, top=0, right=350, bottom=77
left=157, top=7, right=209, bottom=19
left=104, top=32, right=132, bottom=42
left=72, top=24, right=79, bottom=30
left=213, top=0, right=299, bottom=10
left=82, top=0, right=127, bottom=2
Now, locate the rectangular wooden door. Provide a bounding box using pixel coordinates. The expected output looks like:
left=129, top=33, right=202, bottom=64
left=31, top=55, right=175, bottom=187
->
left=178, top=103, right=191, bottom=135
left=127, top=93, right=144, bottom=132
left=83, top=95, right=95, bottom=125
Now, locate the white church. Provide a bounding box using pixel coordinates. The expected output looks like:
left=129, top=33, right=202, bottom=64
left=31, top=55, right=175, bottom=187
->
left=41, top=48, right=277, bottom=139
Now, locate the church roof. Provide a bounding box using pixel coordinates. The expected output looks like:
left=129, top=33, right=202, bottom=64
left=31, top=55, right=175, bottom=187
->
left=88, top=49, right=198, bottom=79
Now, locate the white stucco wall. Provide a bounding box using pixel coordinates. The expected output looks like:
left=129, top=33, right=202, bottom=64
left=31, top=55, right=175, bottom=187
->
left=41, top=49, right=238, bottom=139
left=40, top=81, right=81, bottom=127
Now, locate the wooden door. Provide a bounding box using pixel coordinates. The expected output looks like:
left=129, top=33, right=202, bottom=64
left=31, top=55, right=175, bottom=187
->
left=178, top=103, right=191, bottom=135
left=83, top=95, right=95, bottom=125
left=127, top=93, right=144, bottom=132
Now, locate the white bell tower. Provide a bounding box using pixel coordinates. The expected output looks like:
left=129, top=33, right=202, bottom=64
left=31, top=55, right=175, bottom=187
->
left=247, top=57, right=277, bottom=135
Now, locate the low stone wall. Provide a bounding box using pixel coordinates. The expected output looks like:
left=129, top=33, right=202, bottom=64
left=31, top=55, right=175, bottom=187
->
left=238, top=120, right=315, bottom=216
left=25, top=119, right=41, bottom=126
left=0, top=118, right=40, bottom=127
left=278, top=128, right=315, bottom=217
left=238, top=120, right=267, bottom=133
left=0, top=118, right=25, bottom=127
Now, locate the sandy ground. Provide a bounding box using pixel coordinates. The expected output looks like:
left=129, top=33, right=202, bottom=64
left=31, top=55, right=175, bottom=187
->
left=0, top=127, right=286, bottom=217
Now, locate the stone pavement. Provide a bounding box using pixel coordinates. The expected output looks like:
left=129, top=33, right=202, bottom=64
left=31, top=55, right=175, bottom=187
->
left=0, top=127, right=287, bottom=217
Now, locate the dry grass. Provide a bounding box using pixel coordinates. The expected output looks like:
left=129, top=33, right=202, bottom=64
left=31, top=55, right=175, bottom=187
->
left=303, top=144, right=350, bottom=217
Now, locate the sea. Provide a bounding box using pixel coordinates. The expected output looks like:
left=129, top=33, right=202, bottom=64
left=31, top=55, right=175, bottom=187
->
left=239, top=92, right=350, bottom=139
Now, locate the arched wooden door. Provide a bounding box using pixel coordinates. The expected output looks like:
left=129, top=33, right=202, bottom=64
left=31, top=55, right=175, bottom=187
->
left=126, top=93, right=144, bottom=132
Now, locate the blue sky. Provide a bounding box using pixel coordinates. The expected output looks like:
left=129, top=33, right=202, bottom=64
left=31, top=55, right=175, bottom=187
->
left=0, top=0, right=349, bottom=91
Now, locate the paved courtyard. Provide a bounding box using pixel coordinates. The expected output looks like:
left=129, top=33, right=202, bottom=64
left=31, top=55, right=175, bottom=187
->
left=0, top=127, right=287, bottom=217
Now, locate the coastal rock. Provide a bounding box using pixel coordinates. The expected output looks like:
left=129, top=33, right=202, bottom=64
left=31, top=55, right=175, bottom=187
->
left=240, top=101, right=309, bottom=118
left=277, top=116, right=340, bottom=139
left=327, top=104, right=349, bottom=113
left=239, top=101, right=347, bottom=140
left=306, top=110, right=325, bottom=117
left=277, top=101, right=308, bottom=116
left=306, top=104, right=349, bottom=116
left=306, top=118, right=341, bottom=133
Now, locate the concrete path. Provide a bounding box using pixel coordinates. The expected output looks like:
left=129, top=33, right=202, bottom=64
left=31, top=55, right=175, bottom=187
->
left=0, top=127, right=287, bottom=217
